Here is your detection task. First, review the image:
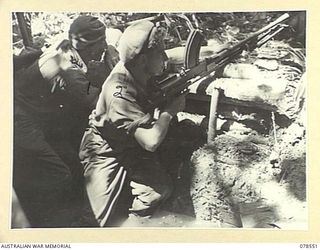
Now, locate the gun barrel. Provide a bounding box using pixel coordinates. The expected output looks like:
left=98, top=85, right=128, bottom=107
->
left=150, top=13, right=291, bottom=108
left=257, top=26, right=286, bottom=47
left=254, top=13, right=290, bottom=36
left=225, top=13, right=290, bottom=53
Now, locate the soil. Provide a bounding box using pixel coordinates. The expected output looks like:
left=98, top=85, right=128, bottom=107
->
left=188, top=116, right=306, bottom=229
left=143, top=102, right=306, bottom=229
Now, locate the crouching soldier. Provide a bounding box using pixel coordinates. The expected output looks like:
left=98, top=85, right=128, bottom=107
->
left=13, top=15, right=109, bottom=227
left=79, top=20, right=186, bottom=226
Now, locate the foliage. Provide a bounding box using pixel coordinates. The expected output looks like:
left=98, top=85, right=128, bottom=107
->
left=12, top=11, right=306, bottom=54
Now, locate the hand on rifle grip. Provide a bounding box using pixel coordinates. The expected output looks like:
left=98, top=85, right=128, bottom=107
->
left=163, top=94, right=186, bottom=117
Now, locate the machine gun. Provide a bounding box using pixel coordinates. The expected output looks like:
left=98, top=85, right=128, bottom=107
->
left=147, top=13, right=290, bottom=110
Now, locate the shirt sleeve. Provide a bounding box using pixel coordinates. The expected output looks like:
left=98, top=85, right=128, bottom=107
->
left=13, top=49, right=43, bottom=72
left=108, top=95, right=152, bottom=134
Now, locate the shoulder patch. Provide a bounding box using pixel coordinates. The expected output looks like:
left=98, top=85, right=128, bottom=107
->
left=111, top=82, right=136, bottom=103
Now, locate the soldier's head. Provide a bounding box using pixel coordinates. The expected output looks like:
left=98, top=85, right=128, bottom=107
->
left=69, top=15, right=107, bottom=64
left=117, top=21, right=168, bottom=83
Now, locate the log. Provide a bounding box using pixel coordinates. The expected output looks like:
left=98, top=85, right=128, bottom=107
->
left=188, top=76, right=288, bottom=113
left=222, top=63, right=261, bottom=79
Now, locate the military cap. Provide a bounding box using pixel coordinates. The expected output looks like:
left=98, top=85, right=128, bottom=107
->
left=69, top=15, right=106, bottom=50
left=117, top=21, right=165, bottom=63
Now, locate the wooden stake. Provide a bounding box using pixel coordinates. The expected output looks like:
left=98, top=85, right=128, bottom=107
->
left=207, top=87, right=220, bottom=144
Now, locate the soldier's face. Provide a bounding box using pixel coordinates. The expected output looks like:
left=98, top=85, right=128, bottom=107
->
left=80, top=40, right=108, bottom=64
left=89, top=40, right=108, bottom=61
left=145, top=46, right=168, bottom=77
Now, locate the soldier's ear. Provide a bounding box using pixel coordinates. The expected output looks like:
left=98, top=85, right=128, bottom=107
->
left=137, top=53, right=148, bottom=67
left=125, top=53, right=147, bottom=70
left=130, top=54, right=148, bottom=68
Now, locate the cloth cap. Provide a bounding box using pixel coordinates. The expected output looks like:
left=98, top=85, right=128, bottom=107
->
left=118, top=21, right=164, bottom=63
left=69, top=15, right=106, bottom=50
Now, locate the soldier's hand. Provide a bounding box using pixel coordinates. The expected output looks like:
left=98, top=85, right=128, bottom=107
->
left=163, top=94, right=186, bottom=117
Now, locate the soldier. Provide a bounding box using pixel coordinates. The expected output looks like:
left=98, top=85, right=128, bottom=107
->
left=13, top=15, right=109, bottom=227
left=79, top=20, right=186, bottom=226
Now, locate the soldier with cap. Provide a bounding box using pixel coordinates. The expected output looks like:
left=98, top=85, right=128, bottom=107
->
left=13, top=15, right=109, bottom=227
left=79, top=20, right=186, bottom=227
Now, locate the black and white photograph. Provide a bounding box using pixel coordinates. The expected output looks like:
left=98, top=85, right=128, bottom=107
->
left=11, top=10, right=307, bottom=231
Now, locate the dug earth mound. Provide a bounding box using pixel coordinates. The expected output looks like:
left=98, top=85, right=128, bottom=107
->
left=190, top=117, right=306, bottom=228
